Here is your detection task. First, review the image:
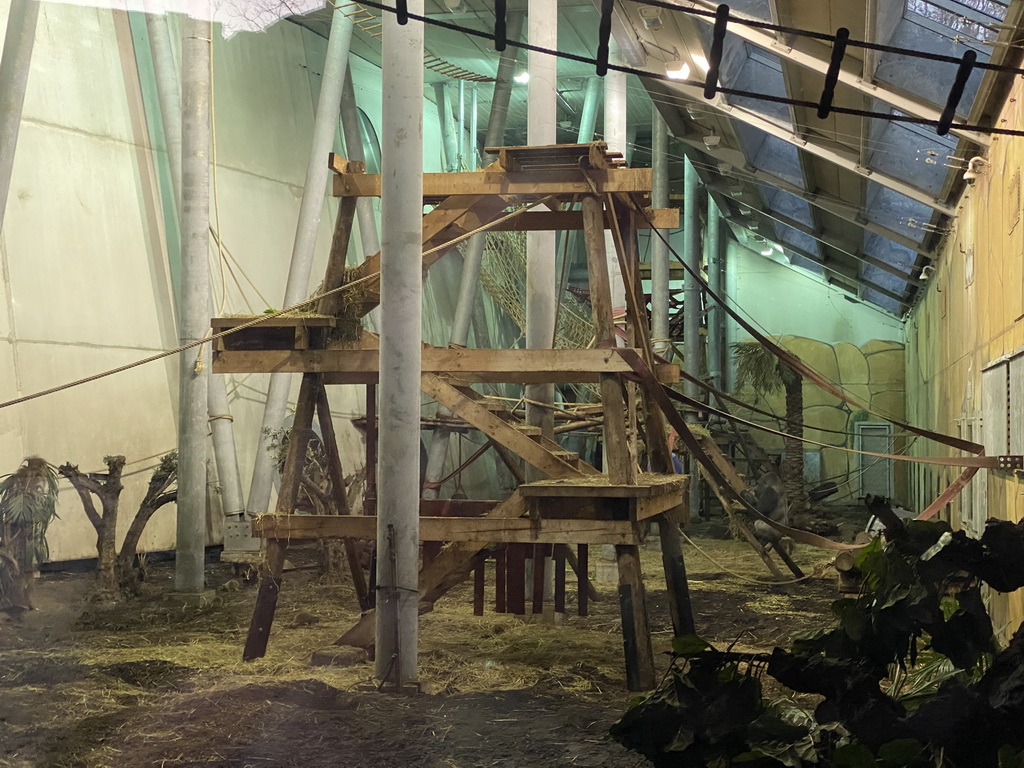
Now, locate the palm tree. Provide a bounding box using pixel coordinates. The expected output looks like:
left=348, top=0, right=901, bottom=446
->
left=732, top=341, right=809, bottom=514
left=0, top=457, right=59, bottom=611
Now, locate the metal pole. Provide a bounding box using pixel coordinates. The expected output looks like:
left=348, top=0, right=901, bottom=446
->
left=470, top=84, right=478, bottom=168
left=555, top=76, right=602, bottom=303
left=433, top=82, right=459, bottom=173
left=245, top=6, right=354, bottom=519
left=375, top=0, right=424, bottom=688
left=526, top=0, right=558, bottom=441
left=340, top=69, right=381, bottom=261
left=457, top=79, right=465, bottom=171
left=706, top=196, right=724, bottom=391
left=145, top=8, right=245, bottom=521
left=683, top=158, right=703, bottom=518
left=176, top=15, right=212, bottom=592
left=603, top=41, right=627, bottom=312
left=0, top=0, right=40, bottom=236
left=651, top=107, right=670, bottom=358
left=421, top=14, right=524, bottom=499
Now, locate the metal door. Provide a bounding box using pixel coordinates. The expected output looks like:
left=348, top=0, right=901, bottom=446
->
left=857, top=423, right=894, bottom=500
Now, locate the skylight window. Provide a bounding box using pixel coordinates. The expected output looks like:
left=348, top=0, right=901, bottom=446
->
left=906, top=0, right=1001, bottom=42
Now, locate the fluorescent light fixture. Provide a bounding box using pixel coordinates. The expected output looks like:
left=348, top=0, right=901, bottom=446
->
left=513, top=71, right=530, bottom=84
left=693, top=54, right=710, bottom=72
left=665, top=61, right=691, bottom=80
left=760, top=245, right=774, bottom=256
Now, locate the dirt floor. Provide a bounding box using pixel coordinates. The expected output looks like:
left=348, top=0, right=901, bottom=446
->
left=0, top=517, right=858, bottom=768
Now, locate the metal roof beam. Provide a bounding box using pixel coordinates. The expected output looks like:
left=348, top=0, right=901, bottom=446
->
left=663, top=127, right=937, bottom=257
left=658, top=78, right=958, bottom=217
left=676, top=0, right=991, bottom=148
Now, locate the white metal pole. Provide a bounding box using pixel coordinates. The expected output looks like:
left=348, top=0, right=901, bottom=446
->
left=651, top=107, right=670, bottom=358
left=340, top=69, right=381, bottom=261
left=245, top=6, right=354, bottom=519
left=0, top=0, right=40, bottom=236
left=433, top=83, right=459, bottom=173
left=526, top=0, right=558, bottom=440
left=145, top=8, right=245, bottom=521
left=375, top=0, right=424, bottom=687
left=602, top=41, right=628, bottom=314
left=706, top=195, right=724, bottom=391
left=176, top=15, right=212, bottom=592
left=457, top=79, right=465, bottom=170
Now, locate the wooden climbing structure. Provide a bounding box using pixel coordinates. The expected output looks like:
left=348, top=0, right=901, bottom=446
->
left=220, top=143, right=704, bottom=690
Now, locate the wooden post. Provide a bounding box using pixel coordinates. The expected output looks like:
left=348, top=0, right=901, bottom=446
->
left=473, top=555, right=486, bottom=616
left=316, top=385, right=371, bottom=612
left=242, top=372, right=321, bottom=661
left=531, top=544, right=548, bottom=614
left=581, top=195, right=635, bottom=486
left=554, top=544, right=567, bottom=614
left=243, top=539, right=288, bottom=662
left=609, top=197, right=696, bottom=638
left=507, top=543, right=527, bottom=615
left=495, top=546, right=507, bottom=613
left=616, top=543, right=656, bottom=691
left=577, top=544, right=589, bottom=617
left=365, top=384, right=377, bottom=516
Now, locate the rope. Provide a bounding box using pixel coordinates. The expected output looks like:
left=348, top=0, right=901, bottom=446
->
left=421, top=438, right=491, bottom=491
left=680, top=530, right=816, bottom=586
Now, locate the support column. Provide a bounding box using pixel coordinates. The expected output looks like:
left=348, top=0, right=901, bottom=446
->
left=434, top=83, right=459, bottom=173
left=706, top=196, right=725, bottom=392
left=651, top=107, right=670, bottom=359
left=0, top=0, right=40, bottom=235
left=340, top=69, right=381, bottom=261
left=375, top=0, right=424, bottom=688
left=602, top=41, right=628, bottom=315
left=145, top=9, right=245, bottom=522
left=245, top=6, right=353, bottom=520
left=683, top=158, right=703, bottom=518
left=176, top=15, right=212, bottom=593
left=457, top=79, right=466, bottom=170
left=525, top=0, right=558, bottom=441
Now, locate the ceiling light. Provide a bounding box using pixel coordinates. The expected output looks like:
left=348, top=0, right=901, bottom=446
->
left=638, top=7, right=663, bottom=30
left=665, top=61, right=691, bottom=80
left=444, top=0, right=462, bottom=8
left=760, top=245, right=774, bottom=256
left=703, top=133, right=721, bottom=150
left=693, top=54, right=710, bottom=73
left=513, top=71, right=530, bottom=84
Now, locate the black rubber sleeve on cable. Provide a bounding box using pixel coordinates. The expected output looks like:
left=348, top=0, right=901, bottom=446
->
left=494, top=0, right=507, bottom=52
left=817, top=27, right=849, bottom=119
left=704, top=4, right=730, bottom=100
left=596, top=0, right=614, bottom=76
left=938, top=49, right=978, bottom=136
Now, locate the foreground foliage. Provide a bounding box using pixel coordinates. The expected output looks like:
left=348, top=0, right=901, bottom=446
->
left=612, top=518, right=1024, bottom=767
left=0, top=458, right=59, bottom=610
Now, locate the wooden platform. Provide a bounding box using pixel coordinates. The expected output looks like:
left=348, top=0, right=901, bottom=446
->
left=520, top=473, right=688, bottom=522
left=211, top=315, right=337, bottom=352
left=212, top=346, right=681, bottom=385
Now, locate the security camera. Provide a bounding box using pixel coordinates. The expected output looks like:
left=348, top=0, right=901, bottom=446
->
left=963, top=155, right=989, bottom=185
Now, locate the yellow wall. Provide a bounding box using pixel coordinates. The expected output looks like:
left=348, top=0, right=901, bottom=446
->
left=905, top=77, right=1024, bottom=636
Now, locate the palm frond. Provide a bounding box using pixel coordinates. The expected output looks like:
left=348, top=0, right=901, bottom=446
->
left=732, top=341, right=785, bottom=393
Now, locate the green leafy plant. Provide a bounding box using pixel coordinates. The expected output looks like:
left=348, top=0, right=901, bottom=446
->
left=612, top=515, right=1024, bottom=767
left=0, top=457, right=59, bottom=609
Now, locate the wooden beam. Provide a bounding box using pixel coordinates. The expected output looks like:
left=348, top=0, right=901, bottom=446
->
left=212, top=348, right=681, bottom=385
left=519, top=474, right=686, bottom=498
left=421, top=374, right=583, bottom=480
left=333, top=167, right=655, bottom=198
left=486, top=208, right=679, bottom=232
left=254, top=513, right=642, bottom=546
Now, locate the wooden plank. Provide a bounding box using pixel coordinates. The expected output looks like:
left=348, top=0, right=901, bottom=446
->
left=254, top=513, right=642, bottom=545
left=635, top=482, right=690, bottom=521
left=483, top=208, right=679, bottom=232
left=421, top=374, right=583, bottom=480
left=473, top=557, right=485, bottom=616
left=616, top=544, right=656, bottom=691
left=532, top=544, right=548, bottom=614
left=317, top=197, right=358, bottom=317
left=333, top=167, right=655, bottom=198
left=242, top=540, right=288, bottom=662
left=519, top=474, right=686, bottom=498
left=212, top=348, right=681, bottom=385
left=276, top=373, right=321, bottom=515
left=211, top=316, right=337, bottom=330
left=638, top=261, right=687, bottom=280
